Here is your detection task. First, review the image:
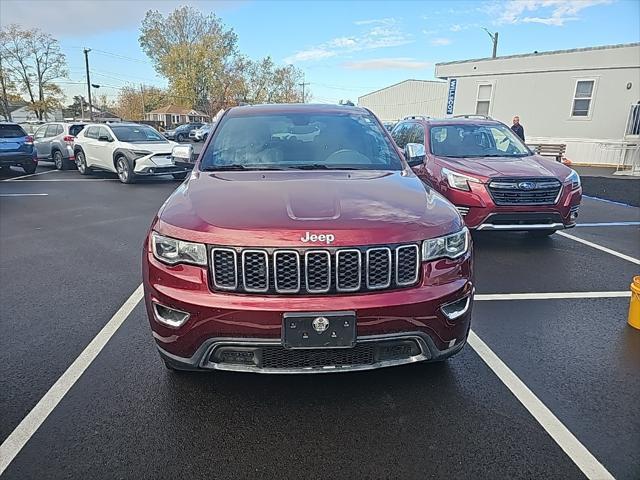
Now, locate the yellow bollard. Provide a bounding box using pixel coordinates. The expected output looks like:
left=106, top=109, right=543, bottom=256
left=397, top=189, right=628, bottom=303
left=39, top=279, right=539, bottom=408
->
left=629, top=276, right=640, bottom=330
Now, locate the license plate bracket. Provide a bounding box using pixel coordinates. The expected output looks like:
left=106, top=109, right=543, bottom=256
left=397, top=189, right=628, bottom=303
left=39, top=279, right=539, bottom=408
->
left=282, top=311, right=356, bottom=349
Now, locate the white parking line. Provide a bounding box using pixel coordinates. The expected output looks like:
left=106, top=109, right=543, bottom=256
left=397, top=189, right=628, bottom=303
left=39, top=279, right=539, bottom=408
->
left=5, top=179, right=116, bottom=182
left=0, top=285, right=625, bottom=475
left=0, top=285, right=144, bottom=476
left=468, top=331, right=615, bottom=480
left=0, top=193, right=49, bottom=197
left=557, top=231, right=640, bottom=265
left=1, top=170, right=57, bottom=181
left=476, top=291, right=630, bottom=301
left=576, top=221, right=640, bottom=227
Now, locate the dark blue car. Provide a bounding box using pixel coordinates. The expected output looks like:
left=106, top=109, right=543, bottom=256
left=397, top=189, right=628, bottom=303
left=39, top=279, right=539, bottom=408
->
left=0, top=123, right=38, bottom=174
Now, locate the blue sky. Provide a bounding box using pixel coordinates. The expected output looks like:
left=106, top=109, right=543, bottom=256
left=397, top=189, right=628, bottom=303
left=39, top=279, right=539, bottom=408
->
left=1, top=0, right=639, bottom=105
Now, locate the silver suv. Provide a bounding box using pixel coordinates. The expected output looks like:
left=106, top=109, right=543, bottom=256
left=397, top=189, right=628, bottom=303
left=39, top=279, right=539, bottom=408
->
left=33, top=122, right=87, bottom=170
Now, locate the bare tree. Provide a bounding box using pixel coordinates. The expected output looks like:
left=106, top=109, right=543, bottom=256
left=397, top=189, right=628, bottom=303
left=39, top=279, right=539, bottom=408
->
left=0, top=25, right=67, bottom=120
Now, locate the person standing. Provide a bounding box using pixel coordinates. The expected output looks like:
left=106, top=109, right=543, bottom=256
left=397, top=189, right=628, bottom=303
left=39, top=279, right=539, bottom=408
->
left=511, top=116, right=525, bottom=142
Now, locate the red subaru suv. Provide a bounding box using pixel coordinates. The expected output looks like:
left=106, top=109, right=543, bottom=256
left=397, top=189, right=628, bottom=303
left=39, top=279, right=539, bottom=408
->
left=391, top=116, right=582, bottom=236
left=142, top=104, right=473, bottom=373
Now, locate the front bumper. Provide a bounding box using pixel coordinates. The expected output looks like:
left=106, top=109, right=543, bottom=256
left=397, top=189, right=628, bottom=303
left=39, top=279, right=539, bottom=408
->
left=132, top=153, right=190, bottom=176
left=143, top=246, right=474, bottom=373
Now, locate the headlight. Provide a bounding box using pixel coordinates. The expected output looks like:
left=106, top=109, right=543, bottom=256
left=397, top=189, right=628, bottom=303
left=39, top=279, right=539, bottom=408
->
left=151, top=232, right=207, bottom=266
left=566, top=170, right=581, bottom=190
left=442, top=168, right=481, bottom=191
left=125, top=149, right=152, bottom=160
left=422, top=228, right=469, bottom=261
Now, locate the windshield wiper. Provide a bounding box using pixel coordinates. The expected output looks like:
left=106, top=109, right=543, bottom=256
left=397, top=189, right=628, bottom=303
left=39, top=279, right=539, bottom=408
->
left=286, top=164, right=359, bottom=170
left=202, top=164, right=286, bottom=171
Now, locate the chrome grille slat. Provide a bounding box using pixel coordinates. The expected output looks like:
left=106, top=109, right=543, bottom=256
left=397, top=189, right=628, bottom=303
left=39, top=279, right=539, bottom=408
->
left=336, top=249, right=362, bottom=292
left=366, top=247, right=392, bottom=290
left=305, top=250, right=331, bottom=293
left=211, top=244, right=420, bottom=294
left=211, top=248, right=238, bottom=290
left=396, top=245, right=419, bottom=286
left=273, top=250, right=300, bottom=293
left=242, top=250, right=269, bottom=293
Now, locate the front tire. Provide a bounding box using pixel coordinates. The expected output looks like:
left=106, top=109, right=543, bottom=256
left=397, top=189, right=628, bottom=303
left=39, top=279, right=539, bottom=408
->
left=528, top=229, right=557, bottom=238
left=116, top=155, right=136, bottom=184
left=76, top=151, right=91, bottom=175
left=176, top=133, right=185, bottom=142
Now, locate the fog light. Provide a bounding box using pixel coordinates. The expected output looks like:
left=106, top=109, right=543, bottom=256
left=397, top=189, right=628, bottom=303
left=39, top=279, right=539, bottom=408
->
left=214, top=347, right=258, bottom=365
left=152, top=302, right=190, bottom=327
left=441, top=295, right=471, bottom=320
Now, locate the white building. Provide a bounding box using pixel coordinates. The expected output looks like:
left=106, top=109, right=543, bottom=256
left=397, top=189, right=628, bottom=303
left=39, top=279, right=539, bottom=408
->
left=435, top=43, right=640, bottom=167
left=358, top=80, right=447, bottom=122
left=8, top=105, right=63, bottom=123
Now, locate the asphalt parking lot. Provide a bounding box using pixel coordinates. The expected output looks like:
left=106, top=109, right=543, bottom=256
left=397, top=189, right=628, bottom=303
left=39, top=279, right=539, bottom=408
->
left=1, top=163, right=639, bottom=480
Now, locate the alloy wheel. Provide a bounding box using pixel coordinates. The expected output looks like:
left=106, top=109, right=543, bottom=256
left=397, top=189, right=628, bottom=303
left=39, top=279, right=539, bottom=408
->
left=117, top=158, right=128, bottom=182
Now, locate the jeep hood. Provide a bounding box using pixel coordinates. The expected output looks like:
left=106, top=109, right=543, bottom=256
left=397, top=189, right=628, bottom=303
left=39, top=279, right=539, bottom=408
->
left=156, top=170, right=463, bottom=247
left=437, top=154, right=572, bottom=180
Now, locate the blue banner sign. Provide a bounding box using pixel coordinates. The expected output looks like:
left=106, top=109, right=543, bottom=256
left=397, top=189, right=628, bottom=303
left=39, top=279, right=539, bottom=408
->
left=446, top=79, right=457, bottom=115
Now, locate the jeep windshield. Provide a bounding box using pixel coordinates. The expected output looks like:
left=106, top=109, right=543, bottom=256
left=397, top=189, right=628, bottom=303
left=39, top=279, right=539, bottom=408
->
left=110, top=125, right=167, bottom=143
left=200, top=111, right=403, bottom=171
left=431, top=123, right=531, bottom=159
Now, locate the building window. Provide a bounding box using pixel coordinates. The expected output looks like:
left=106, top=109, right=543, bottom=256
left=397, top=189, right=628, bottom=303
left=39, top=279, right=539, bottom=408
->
left=475, top=84, right=492, bottom=116
left=571, top=80, right=595, bottom=117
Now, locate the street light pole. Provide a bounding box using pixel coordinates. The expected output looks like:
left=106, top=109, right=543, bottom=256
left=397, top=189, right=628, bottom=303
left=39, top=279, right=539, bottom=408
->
left=482, top=28, right=499, bottom=58
left=84, top=48, right=94, bottom=121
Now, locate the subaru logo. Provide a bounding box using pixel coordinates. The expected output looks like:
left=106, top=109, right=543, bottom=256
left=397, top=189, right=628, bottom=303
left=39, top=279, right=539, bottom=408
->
left=518, top=181, right=536, bottom=190
left=312, top=317, right=329, bottom=333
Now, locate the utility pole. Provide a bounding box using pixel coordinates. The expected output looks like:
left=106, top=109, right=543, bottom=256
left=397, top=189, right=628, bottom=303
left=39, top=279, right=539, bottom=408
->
left=84, top=48, right=94, bottom=121
left=298, top=75, right=310, bottom=103
left=80, top=96, right=85, bottom=121
left=482, top=28, right=499, bottom=58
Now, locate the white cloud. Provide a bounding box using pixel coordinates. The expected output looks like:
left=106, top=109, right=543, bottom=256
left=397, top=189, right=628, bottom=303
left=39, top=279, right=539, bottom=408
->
left=342, top=58, right=431, bottom=71
left=0, top=0, right=242, bottom=36
left=430, top=37, right=452, bottom=46
left=492, top=0, right=612, bottom=27
left=284, top=49, right=337, bottom=63
left=284, top=20, right=413, bottom=64
left=422, top=29, right=439, bottom=35
left=450, top=24, right=463, bottom=32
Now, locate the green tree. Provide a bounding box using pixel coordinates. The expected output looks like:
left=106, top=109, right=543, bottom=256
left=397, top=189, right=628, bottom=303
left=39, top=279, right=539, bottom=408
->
left=113, top=84, right=169, bottom=121
left=139, top=6, right=238, bottom=112
left=0, top=25, right=67, bottom=120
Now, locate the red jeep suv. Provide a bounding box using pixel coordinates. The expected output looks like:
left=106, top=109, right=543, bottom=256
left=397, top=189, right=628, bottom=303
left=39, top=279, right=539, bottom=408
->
left=142, top=104, right=473, bottom=373
left=391, top=116, right=582, bottom=236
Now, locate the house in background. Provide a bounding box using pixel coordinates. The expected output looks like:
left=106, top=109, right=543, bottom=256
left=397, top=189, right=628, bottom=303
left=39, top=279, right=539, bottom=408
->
left=144, top=105, right=209, bottom=127
left=5, top=102, right=63, bottom=123
left=435, top=42, right=640, bottom=167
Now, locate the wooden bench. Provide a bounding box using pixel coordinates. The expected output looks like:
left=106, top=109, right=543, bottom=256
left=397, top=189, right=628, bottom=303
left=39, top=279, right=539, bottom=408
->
left=527, top=143, right=566, bottom=162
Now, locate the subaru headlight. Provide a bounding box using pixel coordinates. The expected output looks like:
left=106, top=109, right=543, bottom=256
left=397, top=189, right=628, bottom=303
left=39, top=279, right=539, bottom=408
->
left=125, top=149, right=152, bottom=160
left=151, top=232, right=207, bottom=266
left=566, top=170, right=581, bottom=190
left=422, top=228, right=469, bottom=261
left=442, top=168, right=481, bottom=192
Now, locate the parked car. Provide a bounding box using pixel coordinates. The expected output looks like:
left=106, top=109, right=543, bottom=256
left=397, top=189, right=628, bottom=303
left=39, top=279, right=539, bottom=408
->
left=73, top=123, right=189, bottom=184
left=164, top=123, right=203, bottom=142
left=142, top=104, right=473, bottom=374
left=33, top=122, right=86, bottom=170
left=0, top=122, right=38, bottom=174
left=190, top=122, right=215, bottom=142
left=391, top=117, right=582, bottom=237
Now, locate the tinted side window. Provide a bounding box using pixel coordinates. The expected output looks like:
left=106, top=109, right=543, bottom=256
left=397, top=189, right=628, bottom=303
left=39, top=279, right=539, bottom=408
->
left=85, top=126, right=98, bottom=139
left=97, top=127, right=111, bottom=139
left=57, top=125, right=64, bottom=135
left=392, top=123, right=413, bottom=149
left=33, top=126, right=47, bottom=139
left=69, top=125, right=85, bottom=137
left=45, top=124, right=58, bottom=137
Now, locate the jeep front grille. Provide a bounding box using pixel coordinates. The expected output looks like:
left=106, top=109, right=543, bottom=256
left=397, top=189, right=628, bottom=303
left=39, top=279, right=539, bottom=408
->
left=488, top=177, right=562, bottom=206
left=209, top=244, right=420, bottom=295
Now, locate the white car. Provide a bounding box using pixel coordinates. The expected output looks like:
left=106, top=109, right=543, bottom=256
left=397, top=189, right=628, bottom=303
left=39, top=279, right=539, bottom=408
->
left=73, top=123, right=191, bottom=184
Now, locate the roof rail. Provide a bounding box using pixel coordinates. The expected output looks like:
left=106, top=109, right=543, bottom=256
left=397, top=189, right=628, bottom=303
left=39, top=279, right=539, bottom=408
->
left=452, top=114, right=493, bottom=120
left=403, top=115, right=431, bottom=120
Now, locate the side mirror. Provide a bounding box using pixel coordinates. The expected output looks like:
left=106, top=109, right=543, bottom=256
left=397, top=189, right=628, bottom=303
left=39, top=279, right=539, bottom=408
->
left=172, top=144, right=194, bottom=164
left=404, top=143, right=426, bottom=167
left=98, top=135, right=112, bottom=142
